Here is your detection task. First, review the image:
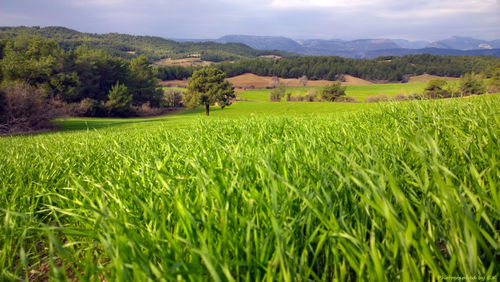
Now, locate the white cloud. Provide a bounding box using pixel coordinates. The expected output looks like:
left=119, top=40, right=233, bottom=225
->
left=373, top=0, right=499, bottom=19
left=0, top=0, right=498, bottom=40
left=270, top=0, right=383, bottom=9
left=64, top=0, right=126, bottom=7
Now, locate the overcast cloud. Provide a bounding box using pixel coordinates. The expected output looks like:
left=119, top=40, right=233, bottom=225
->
left=0, top=0, right=498, bottom=40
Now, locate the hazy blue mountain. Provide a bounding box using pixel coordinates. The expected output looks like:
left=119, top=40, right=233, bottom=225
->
left=216, top=35, right=305, bottom=53
left=210, top=35, right=500, bottom=58
left=364, top=48, right=500, bottom=58
left=300, top=39, right=400, bottom=52
left=392, top=39, right=430, bottom=49
left=429, top=36, right=500, bottom=50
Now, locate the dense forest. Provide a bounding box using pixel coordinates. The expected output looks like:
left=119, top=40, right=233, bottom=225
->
left=0, top=26, right=295, bottom=61
left=157, top=55, right=500, bottom=81
left=0, top=36, right=161, bottom=121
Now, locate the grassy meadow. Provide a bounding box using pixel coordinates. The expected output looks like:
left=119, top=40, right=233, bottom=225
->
left=1, top=94, right=499, bottom=280
left=238, top=82, right=430, bottom=102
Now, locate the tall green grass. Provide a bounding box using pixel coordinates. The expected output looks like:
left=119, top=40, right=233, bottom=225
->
left=1, top=96, right=499, bottom=280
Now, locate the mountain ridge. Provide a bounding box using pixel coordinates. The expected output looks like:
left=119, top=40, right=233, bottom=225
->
left=206, top=34, right=500, bottom=58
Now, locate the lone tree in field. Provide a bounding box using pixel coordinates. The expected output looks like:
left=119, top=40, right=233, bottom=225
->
left=321, top=82, right=346, bottom=101
left=424, top=78, right=450, bottom=99
left=459, top=72, right=486, bottom=96
left=185, top=68, right=235, bottom=116
left=269, top=76, right=280, bottom=88
left=298, top=75, right=308, bottom=86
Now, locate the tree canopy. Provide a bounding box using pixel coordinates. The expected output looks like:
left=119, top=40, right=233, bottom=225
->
left=185, top=68, right=235, bottom=116
left=0, top=36, right=161, bottom=117
left=321, top=82, right=346, bottom=101
left=424, top=78, right=450, bottom=99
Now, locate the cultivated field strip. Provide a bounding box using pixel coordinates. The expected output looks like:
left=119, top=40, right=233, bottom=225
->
left=1, top=96, right=499, bottom=280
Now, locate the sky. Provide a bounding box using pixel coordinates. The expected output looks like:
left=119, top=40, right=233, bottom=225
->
left=0, top=0, right=499, bottom=41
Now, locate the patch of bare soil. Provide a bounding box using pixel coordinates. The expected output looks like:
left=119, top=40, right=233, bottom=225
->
left=162, top=73, right=373, bottom=90
left=408, top=74, right=459, bottom=83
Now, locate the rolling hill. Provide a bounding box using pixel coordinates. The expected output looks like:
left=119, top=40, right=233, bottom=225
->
left=0, top=26, right=297, bottom=61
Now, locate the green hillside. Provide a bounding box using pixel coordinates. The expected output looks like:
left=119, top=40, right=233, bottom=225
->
left=0, top=26, right=296, bottom=61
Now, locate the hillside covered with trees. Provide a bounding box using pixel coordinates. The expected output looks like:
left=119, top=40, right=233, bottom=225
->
left=0, top=26, right=295, bottom=61
left=158, top=55, right=500, bottom=82
left=0, top=36, right=163, bottom=128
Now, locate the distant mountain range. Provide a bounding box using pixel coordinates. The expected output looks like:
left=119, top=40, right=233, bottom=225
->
left=181, top=35, right=500, bottom=58
left=1, top=26, right=498, bottom=59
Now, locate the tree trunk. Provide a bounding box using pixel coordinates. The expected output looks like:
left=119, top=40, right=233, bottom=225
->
left=205, top=103, right=209, bottom=116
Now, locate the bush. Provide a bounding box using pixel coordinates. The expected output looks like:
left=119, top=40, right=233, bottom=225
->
left=269, top=84, right=285, bottom=102
left=0, top=83, right=58, bottom=134
left=286, top=94, right=304, bottom=102
left=424, top=79, right=451, bottom=99
left=298, top=75, right=308, bottom=86
left=392, top=93, right=408, bottom=101
left=459, top=73, right=486, bottom=96
left=163, top=88, right=184, bottom=107
left=335, top=96, right=358, bottom=103
left=304, top=89, right=318, bottom=102
left=365, top=94, right=389, bottom=103
left=407, top=93, right=425, bottom=100
left=486, top=84, right=500, bottom=94
left=133, top=103, right=166, bottom=117
left=321, top=82, right=346, bottom=101
left=72, top=98, right=106, bottom=117
left=334, top=74, right=346, bottom=82
left=105, top=82, right=133, bottom=117
left=269, top=76, right=280, bottom=88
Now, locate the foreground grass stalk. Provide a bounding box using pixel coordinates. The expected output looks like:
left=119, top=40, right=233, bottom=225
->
left=0, top=95, right=499, bottom=280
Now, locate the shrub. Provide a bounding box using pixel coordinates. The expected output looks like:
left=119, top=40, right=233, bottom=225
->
left=304, top=89, right=318, bottom=102
left=0, top=83, right=58, bottom=134
left=334, top=74, right=346, bottom=82
left=133, top=103, right=165, bottom=117
left=486, top=84, right=500, bottom=94
left=105, top=82, right=133, bottom=117
left=269, top=84, right=285, bottom=102
left=424, top=79, right=451, bottom=99
left=298, top=75, right=308, bottom=86
left=392, top=93, right=408, bottom=101
left=335, top=96, right=358, bottom=103
left=163, top=88, right=184, bottom=107
left=407, top=93, right=425, bottom=100
left=269, top=76, right=280, bottom=88
left=459, top=72, right=486, bottom=96
left=321, top=82, right=346, bottom=101
left=485, top=63, right=500, bottom=93
left=72, top=98, right=106, bottom=117
left=286, top=94, right=305, bottom=102
left=365, top=94, right=389, bottom=103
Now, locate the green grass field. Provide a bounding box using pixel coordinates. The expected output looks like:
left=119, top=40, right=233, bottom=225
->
left=1, top=95, right=499, bottom=280
left=239, top=82, right=432, bottom=102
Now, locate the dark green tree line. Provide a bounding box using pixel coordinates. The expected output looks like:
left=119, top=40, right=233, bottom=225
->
left=155, top=55, right=500, bottom=82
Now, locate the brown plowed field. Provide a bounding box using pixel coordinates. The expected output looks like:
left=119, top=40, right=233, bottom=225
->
left=408, top=74, right=459, bottom=83
left=226, top=73, right=372, bottom=89
left=161, top=73, right=374, bottom=89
